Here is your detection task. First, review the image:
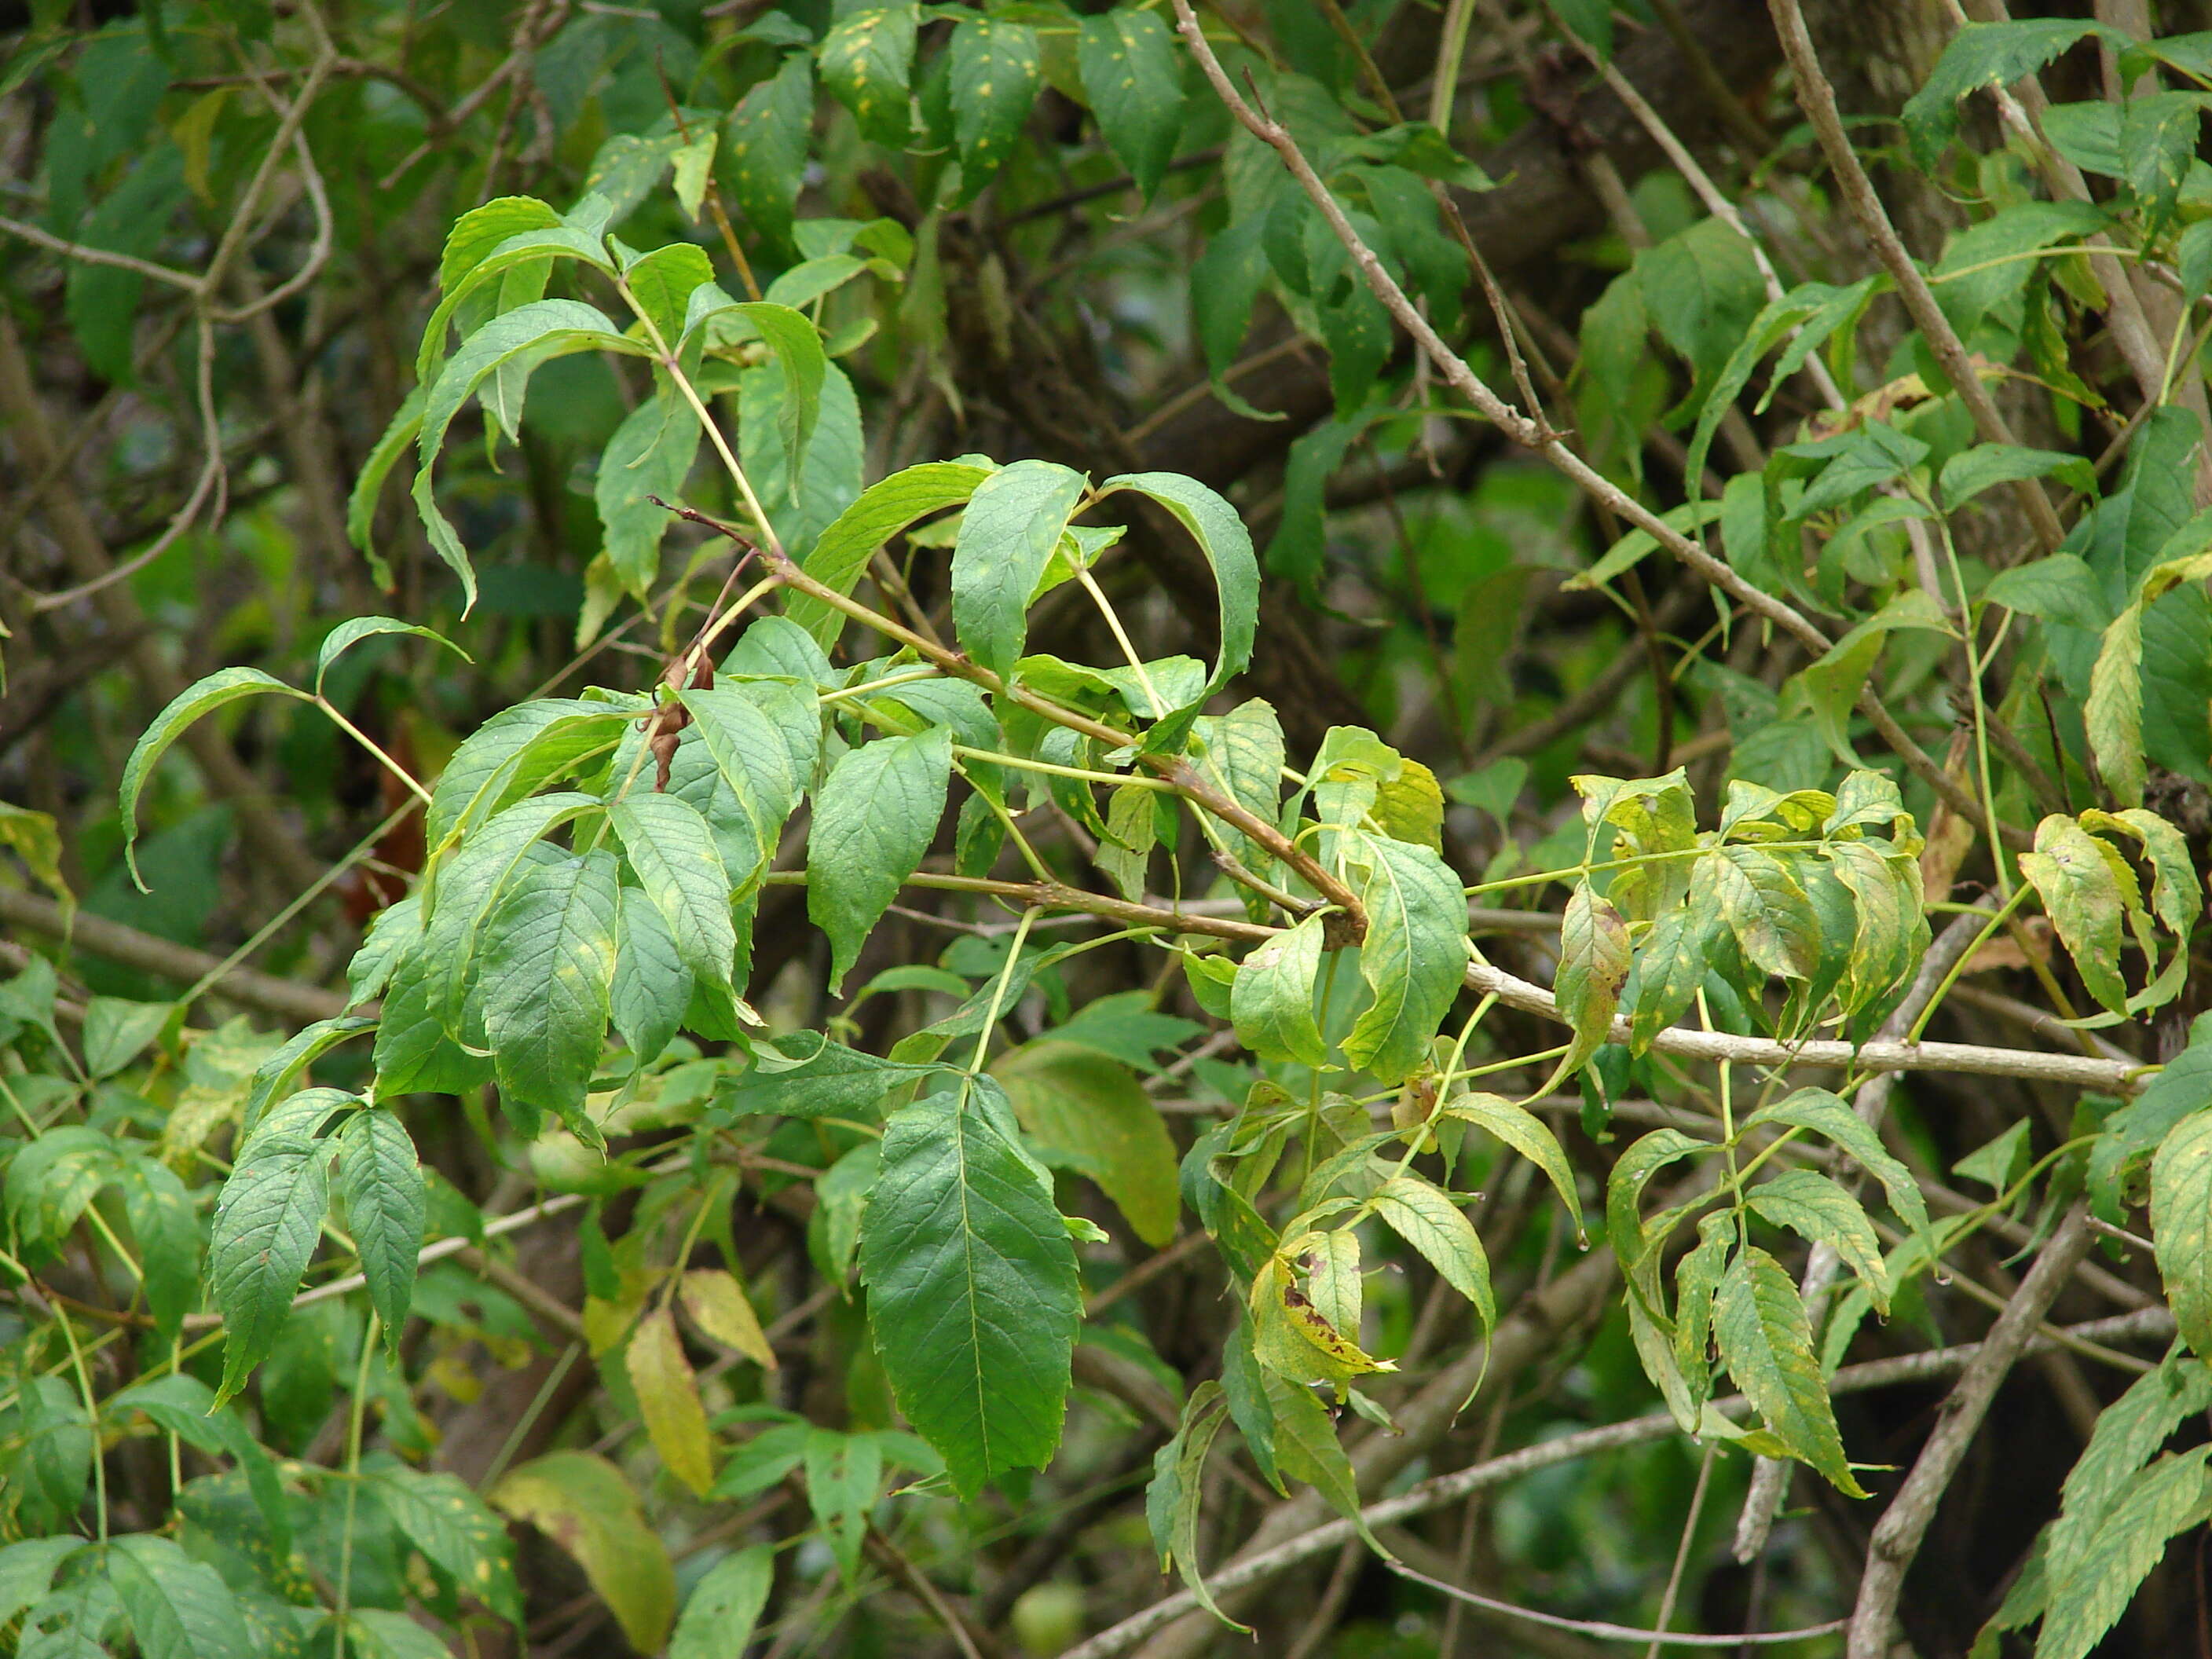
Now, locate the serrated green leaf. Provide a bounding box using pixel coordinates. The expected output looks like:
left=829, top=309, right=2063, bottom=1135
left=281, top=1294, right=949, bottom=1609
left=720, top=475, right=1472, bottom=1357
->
left=2152, top=1110, right=2212, bottom=1360
left=606, top=792, right=736, bottom=994
left=1939, top=443, right=2096, bottom=511
left=0, top=1539, right=88, bottom=1632
left=786, top=460, right=994, bottom=648
left=858, top=1090, right=1081, bottom=1498
left=802, top=1427, right=880, bottom=1584
left=1259, top=1367, right=1386, bottom=1553
left=724, top=53, right=813, bottom=250
left=1231, top=914, right=1330, bottom=1068
left=345, top=386, right=425, bottom=588
left=948, top=460, right=1089, bottom=677
left=1747, top=1168, right=1890, bottom=1314
left=1442, top=1092, right=1585, bottom=1241
left=2038, top=1445, right=2212, bottom=1659
left=1341, top=832, right=1467, bottom=1085
left=1986, top=553, right=2110, bottom=630
left=1097, top=472, right=1259, bottom=738
left=335, top=1107, right=424, bottom=1343
left=2048, top=1351, right=2212, bottom=1591
left=1370, top=1173, right=1494, bottom=1329
left=119, top=667, right=308, bottom=890
left=809, top=727, right=951, bottom=993
left=610, top=894, right=690, bottom=1065
left=677, top=681, right=817, bottom=890
left=425, top=700, right=632, bottom=848
left=1714, top=1244, right=1865, bottom=1495
left=2020, top=814, right=2130, bottom=1015
left=1746, top=1087, right=1932, bottom=1242
left=210, top=1133, right=330, bottom=1404
left=1708, top=844, right=1819, bottom=980
left=1628, top=902, right=1716, bottom=1053
left=414, top=299, right=648, bottom=611
left=480, top=850, right=621, bottom=1130
left=105, top=1533, right=245, bottom=1659
left=118, top=1158, right=199, bottom=1344
left=595, top=390, right=701, bottom=598
left=670, top=1546, right=773, bottom=1659
left=948, top=16, right=1041, bottom=197
left=1903, top=20, right=2125, bottom=167
left=361, top=1467, right=521, bottom=1621
left=822, top=5, right=915, bottom=145
left=1077, top=9, right=1185, bottom=200
left=1145, top=1382, right=1247, bottom=1631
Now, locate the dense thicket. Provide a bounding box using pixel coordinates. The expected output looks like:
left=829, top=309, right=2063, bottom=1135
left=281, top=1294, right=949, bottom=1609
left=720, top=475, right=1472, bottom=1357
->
left=5, top=2, right=2212, bottom=1657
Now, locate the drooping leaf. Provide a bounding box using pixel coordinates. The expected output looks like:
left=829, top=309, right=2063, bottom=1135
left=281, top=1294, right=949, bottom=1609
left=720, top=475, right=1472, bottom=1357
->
left=1144, top=1382, right=1247, bottom=1631
left=490, top=1452, right=676, bottom=1652
left=1745, top=1087, right=1932, bottom=1242
left=808, top=727, right=953, bottom=993
left=2020, top=814, right=2131, bottom=1016
left=1556, top=883, right=1629, bottom=1068
left=1341, top=832, right=1467, bottom=1085
left=949, top=460, right=1090, bottom=678
left=627, top=1307, right=716, bottom=1498
left=478, top=850, right=622, bottom=1132
left=669, top=1546, right=774, bottom=1659
left=595, top=390, right=701, bottom=598
left=1713, top=1245, right=1866, bottom=1496
left=119, top=668, right=309, bottom=890
left=857, top=1089, right=1082, bottom=1498
left=314, top=616, right=470, bottom=699
left=1442, top=1092, right=1585, bottom=1242
left=1096, top=472, right=1261, bottom=739
left=335, top=1106, right=426, bottom=1343
left=1371, top=1173, right=1495, bottom=1328
left=679, top=1268, right=778, bottom=1370
left=1746, top=1168, right=1890, bottom=1313
left=209, top=1133, right=330, bottom=1405
left=1077, top=9, right=1185, bottom=200
left=786, top=460, right=994, bottom=648
left=1231, top=914, right=1330, bottom=1068
left=2152, top=1109, right=2212, bottom=1360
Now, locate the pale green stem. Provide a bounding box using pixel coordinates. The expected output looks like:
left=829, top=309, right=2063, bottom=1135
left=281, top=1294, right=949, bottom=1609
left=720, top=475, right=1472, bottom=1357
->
left=331, top=1310, right=381, bottom=1659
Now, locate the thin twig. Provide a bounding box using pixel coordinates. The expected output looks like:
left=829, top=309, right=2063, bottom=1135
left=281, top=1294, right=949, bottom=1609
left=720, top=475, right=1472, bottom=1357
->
left=1763, top=0, right=2064, bottom=551
left=1059, top=1303, right=2174, bottom=1659
left=1166, top=0, right=2021, bottom=850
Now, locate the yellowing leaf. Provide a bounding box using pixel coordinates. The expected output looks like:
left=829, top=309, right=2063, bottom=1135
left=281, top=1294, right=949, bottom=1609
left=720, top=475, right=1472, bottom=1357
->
left=1247, top=1254, right=1395, bottom=1389
left=625, top=1308, right=716, bottom=1497
left=2152, top=1108, right=2212, bottom=1361
left=994, top=1042, right=1181, bottom=1247
left=491, top=1452, right=676, bottom=1653
left=679, top=1268, right=778, bottom=1370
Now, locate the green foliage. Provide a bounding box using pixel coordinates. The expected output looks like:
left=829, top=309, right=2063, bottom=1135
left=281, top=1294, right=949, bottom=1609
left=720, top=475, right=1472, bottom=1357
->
left=9, top=2, right=2212, bottom=1653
